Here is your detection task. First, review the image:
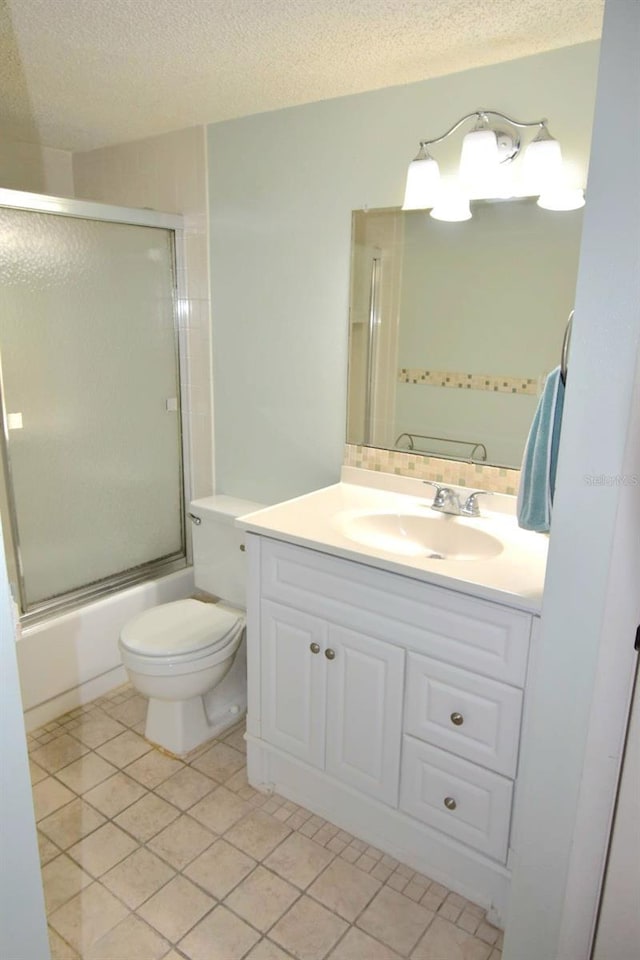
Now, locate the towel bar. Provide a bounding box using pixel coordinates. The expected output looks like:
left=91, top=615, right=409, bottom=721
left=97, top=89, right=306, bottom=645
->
left=560, top=310, right=574, bottom=385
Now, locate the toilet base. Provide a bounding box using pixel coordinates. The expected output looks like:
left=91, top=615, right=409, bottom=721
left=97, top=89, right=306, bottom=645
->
left=145, top=692, right=246, bottom=757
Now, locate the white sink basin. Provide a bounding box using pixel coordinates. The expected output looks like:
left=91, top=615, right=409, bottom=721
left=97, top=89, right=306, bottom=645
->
left=338, top=511, right=504, bottom=560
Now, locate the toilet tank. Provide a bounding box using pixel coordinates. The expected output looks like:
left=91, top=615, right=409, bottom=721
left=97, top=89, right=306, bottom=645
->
left=189, top=495, right=264, bottom=607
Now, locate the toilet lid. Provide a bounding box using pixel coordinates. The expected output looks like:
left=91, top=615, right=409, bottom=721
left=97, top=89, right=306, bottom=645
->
left=120, top=599, right=241, bottom=657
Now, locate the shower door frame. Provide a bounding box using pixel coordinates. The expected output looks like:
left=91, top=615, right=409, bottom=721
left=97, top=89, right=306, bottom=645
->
left=0, top=188, right=192, bottom=623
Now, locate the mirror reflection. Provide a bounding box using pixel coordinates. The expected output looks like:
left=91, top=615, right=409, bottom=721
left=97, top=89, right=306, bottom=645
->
left=347, top=200, right=583, bottom=468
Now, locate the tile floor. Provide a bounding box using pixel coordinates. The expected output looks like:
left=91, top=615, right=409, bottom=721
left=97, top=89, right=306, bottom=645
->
left=29, top=684, right=503, bottom=960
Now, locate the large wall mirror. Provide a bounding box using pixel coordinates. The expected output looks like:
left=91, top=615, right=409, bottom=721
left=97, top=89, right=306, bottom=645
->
left=347, top=200, right=584, bottom=469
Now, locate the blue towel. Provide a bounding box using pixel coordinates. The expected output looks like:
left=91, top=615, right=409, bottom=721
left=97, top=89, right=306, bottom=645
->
left=517, top=366, right=565, bottom=533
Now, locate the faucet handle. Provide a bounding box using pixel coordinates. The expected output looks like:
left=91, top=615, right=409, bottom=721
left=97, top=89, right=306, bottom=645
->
left=461, top=490, right=493, bottom=517
left=423, top=480, right=448, bottom=509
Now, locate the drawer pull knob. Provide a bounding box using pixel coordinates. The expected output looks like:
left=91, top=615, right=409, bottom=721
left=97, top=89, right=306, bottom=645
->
left=325, top=648, right=336, bottom=661
left=444, top=796, right=457, bottom=811
left=450, top=712, right=464, bottom=726
left=310, top=643, right=320, bottom=654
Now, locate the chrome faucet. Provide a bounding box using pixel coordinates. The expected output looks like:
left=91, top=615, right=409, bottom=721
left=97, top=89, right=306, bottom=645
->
left=424, top=481, right=492, bottom=517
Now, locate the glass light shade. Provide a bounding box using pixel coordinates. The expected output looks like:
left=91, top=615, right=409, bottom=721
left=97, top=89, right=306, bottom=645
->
left=522, top=136, right=563, bottom=193
left=537, top=188, right=585, bottom=211
left=402, top=155, right=441, bottom=210
left=459, top=129, right=500, bottom=194
left=430, top=181, right=472, bottom=222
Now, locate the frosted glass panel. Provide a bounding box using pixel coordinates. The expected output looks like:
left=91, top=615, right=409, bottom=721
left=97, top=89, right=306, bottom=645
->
left=0, top=209, right=184, bottom=609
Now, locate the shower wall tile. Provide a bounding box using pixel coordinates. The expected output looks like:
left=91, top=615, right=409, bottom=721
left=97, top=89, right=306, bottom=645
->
left=73, top=126, right=214, bottom=501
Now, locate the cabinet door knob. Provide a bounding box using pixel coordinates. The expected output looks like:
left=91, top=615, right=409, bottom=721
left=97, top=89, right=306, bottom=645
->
left=325, top=648, right=336, bottom=660
left=444, top=796, right=457, bottom=811
left=450, top=712, right=464, bottom=726
left=310, top=643, right=320, bottom=654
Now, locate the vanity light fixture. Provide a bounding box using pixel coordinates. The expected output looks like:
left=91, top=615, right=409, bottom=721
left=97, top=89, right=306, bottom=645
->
left=402, top=109, right=585, bottom=220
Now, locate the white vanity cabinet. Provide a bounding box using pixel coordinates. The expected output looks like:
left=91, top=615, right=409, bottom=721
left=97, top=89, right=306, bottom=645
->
left=260, top=600, right=405, bottom=805
left=245, top=533, right=536, bottom=925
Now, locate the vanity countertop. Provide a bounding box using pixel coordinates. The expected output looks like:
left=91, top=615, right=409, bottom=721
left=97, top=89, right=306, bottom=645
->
left=237, top=471, right=548, bottom=613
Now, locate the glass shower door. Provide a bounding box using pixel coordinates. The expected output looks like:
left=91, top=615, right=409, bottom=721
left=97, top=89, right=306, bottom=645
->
left=0, top=206, right=185, bottom=615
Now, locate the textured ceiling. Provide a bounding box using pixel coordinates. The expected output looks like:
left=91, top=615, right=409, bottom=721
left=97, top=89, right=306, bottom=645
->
left=1, top=0, right=604, bottom=152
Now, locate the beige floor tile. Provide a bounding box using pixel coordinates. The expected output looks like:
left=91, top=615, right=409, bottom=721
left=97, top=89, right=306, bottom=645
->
left=56, top=753, right=117, bottom=794
left=264, top=832, right=335, bottom=890
left=223, top=723, right=247, bottom=754
left=270, top=896, right=348, bottom=960
left=96, top=730, right=152, bottom=767
left=178, top=904, right=260, bottom=960
left=246, top=940, right=294, bottom=960
left=48, top=926, right=80, bottom=959
left=39, top=798, right=106, bottom=849
left=357, top=886, right=435, bottom=956
left=155, top=765, right=216, bottom=810
left=102, top=847, right=175, bottom=909
left=189, top=784, right=252, bottom=833
left=85, top=912, right=170, bottom=960
left=38, top=831, right=61, bottom=866
left=191, top=741, right=246, bottom=782
left=476, top=921, right=501, bottom=945
left=49, top=882, right=129, bottom=954
left=103, top=694, right=148, bottom=727
left=411, top=917, right=492, bottom=960
left=458, top=908, right=482, bottom=934
left=31, top=735, right=90, bottom=774
left=147, top=814, right=216, bottom=869
left=308, top=857, right=381, bottom=922
left=224, top=809, right=291, bottom=860
left=68, top=821, right=138, bottom=877
left=32, top=778, right=76, bottom=822
left=138, top=874, right=215, bottom=943
left=41, top=854, right=92, bottom=913
left=225, top=865, right=299, bottom=932
left=83, top=771, right=146, bottom=817
left=328, top=927, right=403, bottom=960
left=114, top=792, right=180, bottom=842
left=70, top=713, right=126, bottom=748
left=184, top=838, right=256, bottom=899
left=30, top=758, right=48, bottom=785
left=124, top=749, right=184, bottom=788
left=225, top=766, right=251, bottom=793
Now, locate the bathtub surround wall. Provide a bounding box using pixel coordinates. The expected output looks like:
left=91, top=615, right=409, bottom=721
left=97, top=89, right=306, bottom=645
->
left=73, top=125, right=214, bottom=501
left=207, top=41, right=599, bottom=505
left=0, top=140, right=74, bottom=196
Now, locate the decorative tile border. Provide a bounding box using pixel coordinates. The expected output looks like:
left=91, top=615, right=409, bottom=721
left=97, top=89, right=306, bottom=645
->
left=344, top=444, right=520, bottom=496
left=398, top=368, right=539, bottom=396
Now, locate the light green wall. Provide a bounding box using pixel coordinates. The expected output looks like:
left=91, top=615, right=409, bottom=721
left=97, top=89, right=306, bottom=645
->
left=207, top=41, right=599, bottom=503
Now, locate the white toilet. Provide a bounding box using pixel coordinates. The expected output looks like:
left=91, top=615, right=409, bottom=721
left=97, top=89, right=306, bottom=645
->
left=119, top=495, right=262, bottom=756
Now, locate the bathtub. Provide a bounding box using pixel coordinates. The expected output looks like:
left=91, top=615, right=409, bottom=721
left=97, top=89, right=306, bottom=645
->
left=18, top=567, right=194, bottom=730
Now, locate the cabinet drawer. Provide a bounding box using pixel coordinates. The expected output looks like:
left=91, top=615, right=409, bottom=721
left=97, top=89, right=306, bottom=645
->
left=405, top=653, right=522, bottom=777
left=399, top=736, right=512, bottom=861
left=260, top=538, right=531, bottom=685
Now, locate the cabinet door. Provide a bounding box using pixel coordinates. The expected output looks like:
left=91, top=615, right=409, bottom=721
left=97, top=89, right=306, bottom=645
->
left=261, top=600, right=327, bottom=768
left=325, top=625, right=405, bottom=806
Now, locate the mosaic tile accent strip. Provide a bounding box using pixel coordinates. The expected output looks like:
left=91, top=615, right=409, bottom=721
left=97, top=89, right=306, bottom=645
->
left=344, top=444, right=520, bottom=496
left=398, top=368, right=540, bottom=396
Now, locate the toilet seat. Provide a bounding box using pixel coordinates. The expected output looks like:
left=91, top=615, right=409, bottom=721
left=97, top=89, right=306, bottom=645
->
left=120, top=599, right=243, bottom=663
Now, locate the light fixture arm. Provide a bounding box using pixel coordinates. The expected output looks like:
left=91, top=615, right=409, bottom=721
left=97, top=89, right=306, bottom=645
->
left=419, top=109, right=548, bottom=150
